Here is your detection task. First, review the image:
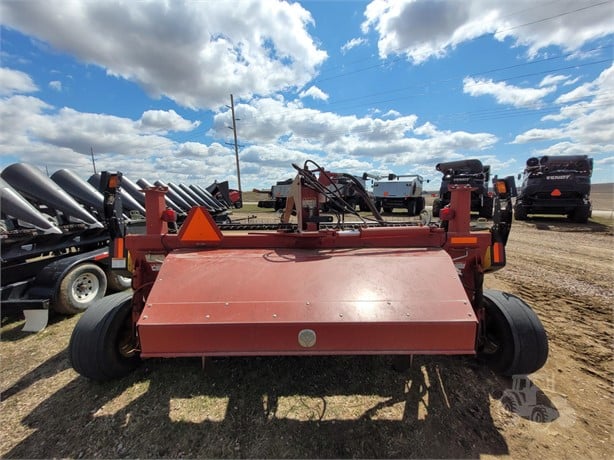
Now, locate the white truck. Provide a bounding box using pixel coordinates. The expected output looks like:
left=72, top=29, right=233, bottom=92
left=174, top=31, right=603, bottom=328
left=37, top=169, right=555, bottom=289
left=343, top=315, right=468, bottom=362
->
left=363, top=173, right=427, bottom=215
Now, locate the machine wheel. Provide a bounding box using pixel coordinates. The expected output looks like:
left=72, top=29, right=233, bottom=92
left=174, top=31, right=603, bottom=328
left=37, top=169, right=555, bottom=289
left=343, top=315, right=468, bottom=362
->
left=55, top=263, right=107, bottom=315
left=501, top=395, right=517, bottom=413
left=415, top=197, right=425, bottom=214
left=531, top=406, right=547, bottom=422
left=479, top=196, right=494, bottom=219
left=432, top=198, right=441, bottom=217
left=514, top=203, right=528, bottom=221
left=69, top=291, right=140, bottom=381
left=106, top=270, right=132, bottom=292
left=478, top=289, right=548, bottom=376
left=569, top=205, right=590, bottom=224
left=406, top=200, right=417, bottom=216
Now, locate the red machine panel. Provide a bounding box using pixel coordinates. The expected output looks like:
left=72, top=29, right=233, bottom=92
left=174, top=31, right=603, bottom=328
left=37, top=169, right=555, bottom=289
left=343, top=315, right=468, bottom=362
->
left=138, top=247, right=478, bottom=357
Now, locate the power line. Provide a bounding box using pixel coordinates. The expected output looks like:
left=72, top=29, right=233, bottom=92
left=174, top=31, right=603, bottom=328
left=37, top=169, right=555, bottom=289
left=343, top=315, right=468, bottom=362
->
left=313, top=1, right=613, bottom=84
left=105, top=3, right=614, bottom=155
left=229, top=57, right=611, bottom=130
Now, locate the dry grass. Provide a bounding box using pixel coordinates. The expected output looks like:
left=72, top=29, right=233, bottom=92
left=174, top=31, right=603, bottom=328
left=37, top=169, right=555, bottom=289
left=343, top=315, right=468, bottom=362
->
left=2, top=185, right=613, bottom=458
left=2, top=312, right=514, bottom=458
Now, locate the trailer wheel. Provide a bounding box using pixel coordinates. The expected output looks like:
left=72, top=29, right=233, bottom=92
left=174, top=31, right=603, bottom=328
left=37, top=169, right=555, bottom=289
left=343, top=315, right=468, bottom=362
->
left=55, top=263, right=107, bottom=315
left=478, top=289, right=548, bottom=376
left=69, top=291, right=140, bottom=381
left=106, top=270, right=132, bottom=292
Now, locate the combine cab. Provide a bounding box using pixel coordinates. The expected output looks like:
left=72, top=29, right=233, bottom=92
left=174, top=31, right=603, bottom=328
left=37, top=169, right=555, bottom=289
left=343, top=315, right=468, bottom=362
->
left=70, top=161, right=548, bottom=381
left=515, top=155, right=593, bottom=223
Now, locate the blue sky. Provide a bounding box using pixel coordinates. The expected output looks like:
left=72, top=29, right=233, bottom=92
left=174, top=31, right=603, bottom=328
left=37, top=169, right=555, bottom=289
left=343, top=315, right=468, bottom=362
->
left=1, top=0, right=613, bottom=192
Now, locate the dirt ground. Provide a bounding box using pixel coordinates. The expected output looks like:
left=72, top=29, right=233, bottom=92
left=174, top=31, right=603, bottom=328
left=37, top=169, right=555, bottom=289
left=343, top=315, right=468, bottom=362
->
left=1, top=212, right=612, bottom=459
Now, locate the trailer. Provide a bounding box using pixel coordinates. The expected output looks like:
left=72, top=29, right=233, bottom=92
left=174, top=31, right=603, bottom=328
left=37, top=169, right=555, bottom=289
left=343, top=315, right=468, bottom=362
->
left=69, top=160, right=548, bottom=381
left=0, top=163, right=132, bottom=331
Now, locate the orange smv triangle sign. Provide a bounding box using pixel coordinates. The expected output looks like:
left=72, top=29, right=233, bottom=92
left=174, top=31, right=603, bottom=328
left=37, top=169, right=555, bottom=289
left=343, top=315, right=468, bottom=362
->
left=178, top=206, right=223, bottom=243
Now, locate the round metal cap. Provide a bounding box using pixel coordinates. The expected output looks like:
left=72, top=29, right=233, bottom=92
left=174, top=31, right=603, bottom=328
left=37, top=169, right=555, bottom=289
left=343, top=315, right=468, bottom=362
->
left=298, top=329, right=316, bottom=348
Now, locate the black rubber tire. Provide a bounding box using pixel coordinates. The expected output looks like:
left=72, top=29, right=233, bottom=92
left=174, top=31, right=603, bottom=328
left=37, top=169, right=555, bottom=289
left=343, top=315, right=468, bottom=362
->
left=570, top=205, right=591, bottom=224
left=407, top=201, right=417, bottom=216
left=106, top=270, right=132, bottom=292
left=432, top=198, right=441, bottom=217
left=383, top=206, right=393, bottom=213
left=479, top=289, right=548, bottom=376
left=479, top=196, right=494, bottom=219
left=414, top=197, right=425, bottom=215
left=69, top=291, right=140, bottom=381
left=514, top=203, right=528, bottom=221
left=55, top=263, right=107, bottom=315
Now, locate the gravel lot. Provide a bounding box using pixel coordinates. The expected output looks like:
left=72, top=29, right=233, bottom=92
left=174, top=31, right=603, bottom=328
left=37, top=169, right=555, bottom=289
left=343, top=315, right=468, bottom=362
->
left=1, top=209, right=612, bottom=458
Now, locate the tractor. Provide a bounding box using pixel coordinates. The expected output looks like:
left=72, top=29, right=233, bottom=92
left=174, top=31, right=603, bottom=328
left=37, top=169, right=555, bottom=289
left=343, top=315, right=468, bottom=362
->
left=69, top=160, right=548, bottom=382
left=500, top=375, right=556, bottom=422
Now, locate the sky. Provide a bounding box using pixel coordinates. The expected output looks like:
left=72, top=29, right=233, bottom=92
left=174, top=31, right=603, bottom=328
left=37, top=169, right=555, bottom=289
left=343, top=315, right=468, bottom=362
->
left=0, top=0, right=613, bottom=193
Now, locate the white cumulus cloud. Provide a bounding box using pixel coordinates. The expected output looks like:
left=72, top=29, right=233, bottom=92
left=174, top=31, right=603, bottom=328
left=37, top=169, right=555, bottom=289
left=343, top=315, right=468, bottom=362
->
left=0, top=67, right=38, bottom=95
left=0, top=0, right=328, bottom=109
left=299, top=86, right=329, bottom=101
left=463, top=77, right=557, bottom=108
left=362, top=0, right=613, bottom=63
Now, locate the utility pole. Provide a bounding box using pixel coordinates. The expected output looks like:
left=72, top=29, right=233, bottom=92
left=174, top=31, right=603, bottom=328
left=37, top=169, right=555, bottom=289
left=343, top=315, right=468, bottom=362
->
left=90, top=146, right=97, bottom=174
left=227, top=94, right=242, bottom=196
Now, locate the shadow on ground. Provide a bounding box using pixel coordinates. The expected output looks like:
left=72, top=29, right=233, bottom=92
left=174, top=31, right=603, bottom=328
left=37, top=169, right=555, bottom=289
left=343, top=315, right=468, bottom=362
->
left=1, top=352, right=541, bottom=459
left=517, top=217, right=611, bottom=233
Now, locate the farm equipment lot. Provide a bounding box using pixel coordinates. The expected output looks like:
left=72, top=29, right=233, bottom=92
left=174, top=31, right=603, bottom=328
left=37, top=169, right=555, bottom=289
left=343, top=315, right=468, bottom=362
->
left=1, top=215, right=612, bottom=458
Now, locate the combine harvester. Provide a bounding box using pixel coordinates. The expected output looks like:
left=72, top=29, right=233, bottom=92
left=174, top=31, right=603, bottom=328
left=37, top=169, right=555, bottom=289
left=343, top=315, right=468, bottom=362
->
left=70, top=161, right=548, bottom=381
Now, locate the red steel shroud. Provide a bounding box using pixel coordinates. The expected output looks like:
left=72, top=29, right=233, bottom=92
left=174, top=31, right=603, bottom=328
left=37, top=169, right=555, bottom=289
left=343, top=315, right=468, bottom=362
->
left=138, top=246, right=478, bottom=357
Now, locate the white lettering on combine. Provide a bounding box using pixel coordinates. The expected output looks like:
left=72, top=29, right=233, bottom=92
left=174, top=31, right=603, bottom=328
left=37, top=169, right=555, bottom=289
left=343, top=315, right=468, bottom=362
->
left=546, top=175, right=571, bottom=180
